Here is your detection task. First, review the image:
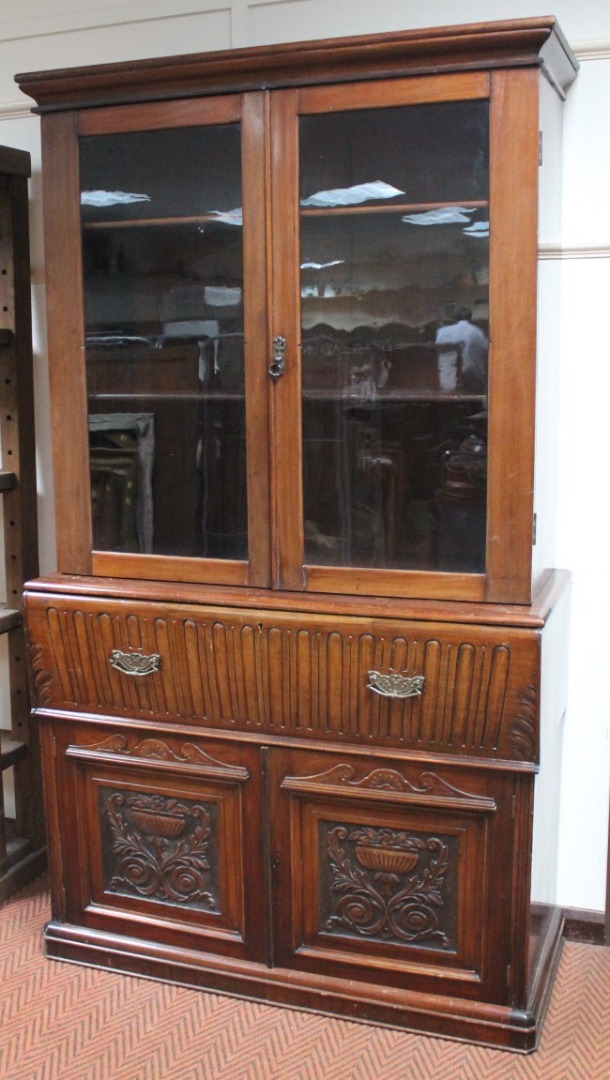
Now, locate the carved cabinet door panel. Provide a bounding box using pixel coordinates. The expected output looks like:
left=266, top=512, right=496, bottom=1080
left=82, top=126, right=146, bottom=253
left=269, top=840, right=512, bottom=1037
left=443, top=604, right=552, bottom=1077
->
left=46, top=717, right=266, bottom=962
left=266, top=747, right=527, bottom=1004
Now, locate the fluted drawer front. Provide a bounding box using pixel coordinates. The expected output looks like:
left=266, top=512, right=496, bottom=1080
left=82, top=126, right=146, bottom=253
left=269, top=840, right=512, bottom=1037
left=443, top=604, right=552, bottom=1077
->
left=26, top=592, right=540, bottom=763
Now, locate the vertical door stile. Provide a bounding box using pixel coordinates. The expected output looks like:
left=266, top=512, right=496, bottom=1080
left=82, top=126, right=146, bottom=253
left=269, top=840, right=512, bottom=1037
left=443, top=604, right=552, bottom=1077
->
left=259, top=745, right=276, bottom=968
left=268, top=90, right=304, bottom=591
left=485, top=69, right=539, bottom=604
left=42, top=112, right=92, bottom=574
left=241, top=92, right=272, bottom=588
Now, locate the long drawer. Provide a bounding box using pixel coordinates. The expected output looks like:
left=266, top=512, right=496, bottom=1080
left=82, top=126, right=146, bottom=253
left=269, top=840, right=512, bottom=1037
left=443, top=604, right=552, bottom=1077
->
left=25, top=591, right=540, bottom=764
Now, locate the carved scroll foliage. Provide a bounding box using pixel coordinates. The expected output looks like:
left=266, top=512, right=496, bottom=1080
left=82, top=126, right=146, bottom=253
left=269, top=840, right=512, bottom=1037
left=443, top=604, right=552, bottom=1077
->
left=80, top=734, right=247, bottom=778
left=509, top=683, right=537, bottom=761
left=284, top=763, right=496, bottom=812
left=27, top=640, right=53, bottom=707
left=83, top=733, right=129, bottom=754
left=324, top=825, right=452, bottom=949
left=128, top=738, right=214, bottom=764
left=104, top=791, right=217, bottom=909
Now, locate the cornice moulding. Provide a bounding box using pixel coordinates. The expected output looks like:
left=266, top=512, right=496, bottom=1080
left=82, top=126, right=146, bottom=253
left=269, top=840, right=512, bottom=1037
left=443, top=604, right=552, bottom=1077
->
left=0, top=2, right=222, bottom=45
left=539, top=245, right=610, bottom=260
left=1, top=10, right=608, bottom=58
left=0, top=101, right=35, bottom=121
left=573, top=41, right=610, bottom=61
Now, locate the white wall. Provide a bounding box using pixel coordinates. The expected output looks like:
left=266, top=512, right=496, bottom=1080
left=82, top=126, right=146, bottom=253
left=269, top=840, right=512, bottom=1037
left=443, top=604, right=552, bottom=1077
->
left=1, top=0, right=608, bottom=912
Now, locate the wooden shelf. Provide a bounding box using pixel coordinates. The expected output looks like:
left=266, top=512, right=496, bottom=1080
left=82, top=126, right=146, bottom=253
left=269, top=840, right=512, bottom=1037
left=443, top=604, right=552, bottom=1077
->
left=90, top=390, right=245, bottom=402
left=83, top=213, right=240, bottom=230
left=0, top=608, right=22, bottom=634
left=0, top=470, right=16, bottom=492
left=0, top=821, right=31, bottom=875
left=302, top=389, right=487, bottom=403
left=90, top=389, right=486, bottom=405
left=81, top=199, right=489, bottom=230
left=0, top=736, right=27, bottom=770
left=300, top=198, right=489, bottom=217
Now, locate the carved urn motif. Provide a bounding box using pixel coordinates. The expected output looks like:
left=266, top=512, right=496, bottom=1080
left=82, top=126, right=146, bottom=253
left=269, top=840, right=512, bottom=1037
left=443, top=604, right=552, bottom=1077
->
left=355, top=845, right=419, bottom=875
left=130, top=806, right=187, bottom=838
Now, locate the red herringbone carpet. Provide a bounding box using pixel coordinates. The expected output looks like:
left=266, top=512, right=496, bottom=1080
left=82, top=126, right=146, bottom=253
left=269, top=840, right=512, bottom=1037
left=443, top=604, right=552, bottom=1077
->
left=1, top=875, right=609, bottom=1079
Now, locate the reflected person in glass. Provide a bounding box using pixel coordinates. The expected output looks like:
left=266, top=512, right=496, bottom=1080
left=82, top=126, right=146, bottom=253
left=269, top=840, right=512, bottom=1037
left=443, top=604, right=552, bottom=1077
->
left=435, top=305, right=488, bottom=392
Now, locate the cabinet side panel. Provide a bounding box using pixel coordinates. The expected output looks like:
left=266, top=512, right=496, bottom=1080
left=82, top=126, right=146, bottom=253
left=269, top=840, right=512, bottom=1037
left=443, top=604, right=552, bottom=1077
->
left=531, top=580, right=570, bottom=904
left=40, top=112, right=92, bottom=573
left=532, top=75, right=565, bottom=591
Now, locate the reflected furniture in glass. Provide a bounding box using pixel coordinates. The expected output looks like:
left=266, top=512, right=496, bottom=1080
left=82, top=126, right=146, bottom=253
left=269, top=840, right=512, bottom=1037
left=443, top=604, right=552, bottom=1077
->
left=18, top=17, right=577, bottom=1051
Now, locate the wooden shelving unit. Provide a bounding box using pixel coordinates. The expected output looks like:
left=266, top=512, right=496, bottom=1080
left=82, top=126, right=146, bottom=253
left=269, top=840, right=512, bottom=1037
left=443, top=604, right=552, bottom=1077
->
left=0, top=145, right=46, bottom=900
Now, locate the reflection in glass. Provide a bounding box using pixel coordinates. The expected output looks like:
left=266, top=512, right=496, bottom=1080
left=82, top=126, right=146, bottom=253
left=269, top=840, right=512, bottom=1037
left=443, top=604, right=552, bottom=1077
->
left=80, top=125, right=247, bottom=559
left=300, top=101, right=489, bottom=573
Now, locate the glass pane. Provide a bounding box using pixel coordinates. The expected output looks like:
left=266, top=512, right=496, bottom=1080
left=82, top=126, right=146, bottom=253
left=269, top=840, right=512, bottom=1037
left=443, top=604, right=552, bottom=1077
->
left=80, top=125, right=247, bottom=559
left=300, top=101, right=489, bottom=573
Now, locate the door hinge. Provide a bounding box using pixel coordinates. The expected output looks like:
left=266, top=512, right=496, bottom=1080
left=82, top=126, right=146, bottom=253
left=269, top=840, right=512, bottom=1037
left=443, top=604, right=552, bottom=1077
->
left=532, top=513, right=537, bottom=546
left=539, top=131, right=543, bottom=166
left=512, top=793, right=517, bottom=820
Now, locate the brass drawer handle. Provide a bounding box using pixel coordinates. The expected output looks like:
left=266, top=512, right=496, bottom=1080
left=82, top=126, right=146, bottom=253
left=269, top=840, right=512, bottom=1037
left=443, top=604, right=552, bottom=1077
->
left=109, top=650, right=161, bottom=676
left=367, top=671, right=425, bottom=699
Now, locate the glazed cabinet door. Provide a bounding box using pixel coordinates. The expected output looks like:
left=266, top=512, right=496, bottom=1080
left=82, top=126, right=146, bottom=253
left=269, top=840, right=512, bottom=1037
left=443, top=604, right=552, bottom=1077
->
left=41, top=717, right=266, bottom=962
left=270, top=70, right=540, bottom=603
left=41, top=93, right=270, bottom=586
left=42, top=68, right=539, bottom=603
left=266, top=746, right=530, bottom=1005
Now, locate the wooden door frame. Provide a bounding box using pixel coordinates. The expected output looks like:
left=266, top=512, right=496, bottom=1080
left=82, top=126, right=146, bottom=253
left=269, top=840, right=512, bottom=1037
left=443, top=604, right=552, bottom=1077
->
left=42, top=93, right=272, bottom=587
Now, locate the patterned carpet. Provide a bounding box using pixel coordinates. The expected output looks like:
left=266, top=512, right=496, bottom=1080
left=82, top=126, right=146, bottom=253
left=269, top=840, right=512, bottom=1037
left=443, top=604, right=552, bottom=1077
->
left=1, top=876, right=609, bottom=1079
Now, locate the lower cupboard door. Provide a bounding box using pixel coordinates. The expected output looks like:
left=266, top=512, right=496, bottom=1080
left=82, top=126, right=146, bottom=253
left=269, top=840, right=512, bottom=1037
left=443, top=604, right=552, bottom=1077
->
left=50, top=720, right=266, bottom=962
left=267, top=747, right=526, bottom=1004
